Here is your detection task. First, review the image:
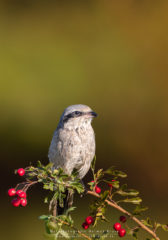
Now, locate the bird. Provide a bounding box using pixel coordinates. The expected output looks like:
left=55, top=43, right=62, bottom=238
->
left=48, top=104, right=97, bottom=215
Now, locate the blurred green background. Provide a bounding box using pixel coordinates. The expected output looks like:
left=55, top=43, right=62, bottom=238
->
left=1, top=0, right=168, bottom=239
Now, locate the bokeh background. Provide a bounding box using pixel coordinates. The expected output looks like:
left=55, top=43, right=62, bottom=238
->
left=1, top=0, right=168, bottom=239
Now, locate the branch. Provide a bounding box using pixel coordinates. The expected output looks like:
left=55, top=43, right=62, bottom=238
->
left=87, top=190, right=160, bottom=240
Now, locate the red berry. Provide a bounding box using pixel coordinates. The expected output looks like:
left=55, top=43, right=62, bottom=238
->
left=119, top=215, right=127, bottom=223
left=17, top=168, right=25, bottom=176
left=20, top=198, right=27, bottom=207
left=11, top=198, right=21, bottom=207
left=18, top=191, right=26, bottom=198
left=113, top=222, right=121, bottom=231
left=95, top=186, right=101, bottom=194
left=85, top=216, right=94, bottom=225
left=8, top=188, right=16, bottom=197
left=82, top=222, right=89, bottom=230
left=118, top=228, right=126, bottom=237
left=16, top=190, right=22, bottom=195
left=108, top=183, right=113, bottom=188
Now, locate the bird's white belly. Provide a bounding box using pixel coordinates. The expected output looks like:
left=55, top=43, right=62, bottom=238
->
left=48, top=125, right=95, bottom=179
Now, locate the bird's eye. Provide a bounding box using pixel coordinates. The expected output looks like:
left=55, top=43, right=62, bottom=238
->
left=74, top=111, right=81, bottom=116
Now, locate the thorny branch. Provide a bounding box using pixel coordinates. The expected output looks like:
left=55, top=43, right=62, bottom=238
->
left=87, top=190, right=160, bottom=240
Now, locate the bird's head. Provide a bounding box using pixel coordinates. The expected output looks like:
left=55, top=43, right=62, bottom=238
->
left=59, top=104, right=97, bottom=128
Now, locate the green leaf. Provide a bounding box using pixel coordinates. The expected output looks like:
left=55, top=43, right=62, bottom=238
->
left=39, top=215, right=49, bottom=220
left=44, top=196, right=49, bottom=203
left=112, top=170, right=127, bottom=178
left=117, top=189, right=139, bottom=196
left=119, top=197, right=142, bottom=204
left=28, top=166, right=36, bottom=172
left=58, top=184, right=65, bottom=192
left=37, top=160, right=43, bottom=168
left=65, top=206, right=76, bottom=214
left=104, top=166, right=115, bottom=175
left=96, top=169, right=104, bottom=180
left=43, top=184, right=50, bottom=190
left=71, top=168, right=79, bottom=178
left=111, top=180, right=120, bottom=189
left=49, top=182, right=54, bottom=191
left=58, top=193, right=66, bottom=207
left=47, top=221, right=57, bottom=231
left=103, top=180, right=120, bottom=189
left=133, top=205, right=148, bottom=215
left=45, top=221, right=51, bottom=234
left=141, top=217, right=153, bottom=227
left=100, top=191, right=109, bottom=201
left=53, top=169, right=59, bottom=175
left=162, top=224, right=168, bottom=231
left=57, top=168, right=64, bottom=175
left=104, top=168, right=127, bottom=178
left=70, top=181, right=84, bottom=193
left=46, top=162, right=54, bottom=170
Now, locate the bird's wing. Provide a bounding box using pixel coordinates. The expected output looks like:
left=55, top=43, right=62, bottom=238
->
left=48, top=129, right=63, bottom=167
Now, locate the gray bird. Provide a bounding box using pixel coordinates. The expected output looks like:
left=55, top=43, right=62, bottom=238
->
left=48, top=104, right=97, bottom=214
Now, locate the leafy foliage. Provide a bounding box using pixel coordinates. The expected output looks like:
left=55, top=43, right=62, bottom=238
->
left=11, top=158, right=167, bottom=240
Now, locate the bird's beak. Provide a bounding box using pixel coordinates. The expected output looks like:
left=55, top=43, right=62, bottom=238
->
left=90, top=111, right=98, bottom=117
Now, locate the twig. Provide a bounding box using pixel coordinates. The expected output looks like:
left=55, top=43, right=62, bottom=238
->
left=23, top=180, right=38, bottom=192
left=87, top=190, right=160, bottom=240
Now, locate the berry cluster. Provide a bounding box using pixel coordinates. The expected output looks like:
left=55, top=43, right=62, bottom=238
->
left=94, top=179, right=116, bottom=194
left=8, top=168, right=27, bottom=207
left=82, top=216, right=94, bottom=229
left=113, top=216, right=127, bottom=237
left=90, top=180, right=101, bottom=194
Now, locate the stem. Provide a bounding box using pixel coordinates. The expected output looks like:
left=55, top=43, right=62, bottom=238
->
left=23, top=180, right=38, bottom=192
left=87, top=190, right=160, bottom=240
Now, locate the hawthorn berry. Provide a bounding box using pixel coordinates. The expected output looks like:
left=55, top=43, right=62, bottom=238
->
left=17, top=168, right=25, bottom=176
left=85, top=216, right=94, bottom=225
left=20, top=198, right=27, bottom=207
left=82, top=222, right=89, bottom=230
left=108, top=180, right=116, bottom=188
left=119, top=215, right=127, bottom=223
left=16, top=190, right=22, bottom=195
left=12, top=198, right=21, bottom=207
left=8, top=188, right=16, bottom=197
left=108, top=183, right=113, bottom=188
left=18, top=191, right=27, bottom=198
left=95, top=185, right=101, bottom=194
left=118, top=228, right=126, bottom=237
left=113, top=222, right=121, bottom=231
